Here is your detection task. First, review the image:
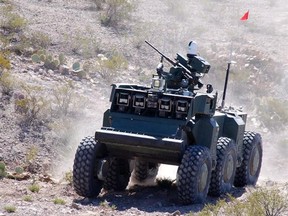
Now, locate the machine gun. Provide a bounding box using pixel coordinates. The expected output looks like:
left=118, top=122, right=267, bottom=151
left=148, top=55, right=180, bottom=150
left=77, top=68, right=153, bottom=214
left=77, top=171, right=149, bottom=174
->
left=145, top=41, right=211, bottom=90
left=145, top=40, right=196, bottom=80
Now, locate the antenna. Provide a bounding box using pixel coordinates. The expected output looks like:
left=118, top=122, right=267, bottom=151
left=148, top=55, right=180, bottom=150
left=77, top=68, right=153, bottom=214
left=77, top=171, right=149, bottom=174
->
left=221, top=62, right=231, bottom=109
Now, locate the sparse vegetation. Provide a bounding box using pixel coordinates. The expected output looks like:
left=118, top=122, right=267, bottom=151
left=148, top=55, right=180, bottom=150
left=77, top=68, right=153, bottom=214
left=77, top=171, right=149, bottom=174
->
left=99, top=200, right=117, bottom=210
left=26, top=146, right=38, bottom=163
left=0, top=51, right=11, bottom=71
left=28, top=183, right=40, bottom=193
left=0, top=5, right=27, bottom=33
left=0, top=70, right=14, bottom=97
left=29, top=31, right=51, bottom=49
left=4, top=205, right=16, bottom=213
left=70, top=31, right=102, bottom=58
left=15, top=84, right=48, bottom=124
left=195, top=188, right=288, bottom=216
left=53, top=198, right=66, bottom=205
left=31, top=50, right=66, bottom=70
left=15, top=166, right=24, bottom=174
left=0, top=161, right=7, bottom=178
left=64, top=170, right=73, bottom=185
left=98, top=0, right=135, bottom=28
left=23, top=195, right=33, bottom=202
left=51, top=82, right=75, bottom=117
left=96, top=52, right=128, bottom=81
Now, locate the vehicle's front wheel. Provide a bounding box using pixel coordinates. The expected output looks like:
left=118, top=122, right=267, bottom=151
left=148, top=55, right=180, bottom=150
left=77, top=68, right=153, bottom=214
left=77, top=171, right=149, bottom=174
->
left=73, top=136, right=106, bottom=197
left=209, top=137, right=237, bottom=197
left=234, top=131, right=263, bottom=187
left=177, top=145, right=212, bottom=204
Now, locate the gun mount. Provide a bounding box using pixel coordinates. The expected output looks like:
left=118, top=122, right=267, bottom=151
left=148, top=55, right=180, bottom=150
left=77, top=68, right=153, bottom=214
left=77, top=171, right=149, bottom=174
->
left=145, top=40, right=211, bottom=92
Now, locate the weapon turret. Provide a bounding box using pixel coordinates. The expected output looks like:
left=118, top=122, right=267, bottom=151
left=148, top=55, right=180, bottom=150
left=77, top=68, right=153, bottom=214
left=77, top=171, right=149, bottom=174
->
left=145, top=41, right=211, bottom=92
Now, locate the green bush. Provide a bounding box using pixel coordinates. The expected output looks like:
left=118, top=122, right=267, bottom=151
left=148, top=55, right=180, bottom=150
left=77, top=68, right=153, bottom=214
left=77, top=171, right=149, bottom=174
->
left=4, top=205, right=16, bottom=213
left=0, top=162, right=7, bottom=178
left=23, top=195, right=33, bottom=202
left=26, top=146, right=38, bottom=163
left=28, top=184, right=40, bottom=193
left=0, top=70, right=14, bottom=96
left=53, top=198, right=66, bottom=205
left=64, top=170, right=73, bottom=185
left=0, top=52, right=11, bottom=70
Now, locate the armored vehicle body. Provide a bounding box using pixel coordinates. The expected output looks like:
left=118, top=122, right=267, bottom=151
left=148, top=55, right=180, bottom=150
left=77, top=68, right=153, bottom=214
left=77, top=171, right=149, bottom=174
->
left=73, top=41, right=263, bottom=204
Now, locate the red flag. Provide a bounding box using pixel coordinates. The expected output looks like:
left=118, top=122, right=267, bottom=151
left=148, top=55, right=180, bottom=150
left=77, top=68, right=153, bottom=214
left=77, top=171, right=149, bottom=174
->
left=240, top=10, right=249, bottom=21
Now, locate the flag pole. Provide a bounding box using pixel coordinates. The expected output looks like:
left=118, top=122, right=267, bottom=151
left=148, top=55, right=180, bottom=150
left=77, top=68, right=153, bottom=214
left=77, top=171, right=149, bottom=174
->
left=221, top=10, right=249, bottom=109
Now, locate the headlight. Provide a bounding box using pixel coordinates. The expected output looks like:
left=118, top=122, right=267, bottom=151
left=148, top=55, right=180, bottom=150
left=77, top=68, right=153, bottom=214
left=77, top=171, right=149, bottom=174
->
left=159, top=98, right=171, bottom=111
left=176, top=100, right=188, bottom=113
left=117, top=92, right=130, bottom=106
left=133, top=94, right=145, bottom=108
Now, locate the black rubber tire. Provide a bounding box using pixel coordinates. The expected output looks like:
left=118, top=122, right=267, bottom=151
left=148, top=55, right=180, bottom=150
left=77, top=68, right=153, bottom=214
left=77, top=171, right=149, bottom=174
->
left=209, top=137, right=237, bottom=197
left=133, top=159, right=159, bottom=182
left=177, top=145, right=212, bottom=204
left=103, top=158, right=131, bottom=191
left=73, top=136, right=106, bottom=197
left=234, top=131, right=263, bottom=187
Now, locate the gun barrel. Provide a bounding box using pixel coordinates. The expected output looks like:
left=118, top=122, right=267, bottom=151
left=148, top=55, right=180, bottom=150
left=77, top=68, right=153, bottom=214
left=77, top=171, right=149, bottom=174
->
left=145, top=40, right=175, bottom=66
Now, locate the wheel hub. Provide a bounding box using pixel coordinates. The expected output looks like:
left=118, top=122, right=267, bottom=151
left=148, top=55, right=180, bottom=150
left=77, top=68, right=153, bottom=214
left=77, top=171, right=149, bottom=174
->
left=224, top=154, right=234, bottom=182
left=198, top=163, right=208, bottom=192
left=250, top=146, right=260, bottom=176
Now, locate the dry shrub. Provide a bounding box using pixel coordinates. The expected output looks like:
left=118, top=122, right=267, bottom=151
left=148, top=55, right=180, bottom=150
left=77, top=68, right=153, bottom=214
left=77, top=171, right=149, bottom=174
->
left=14, top=84, right=48, bottom=124
left=0, top=70, right=14, bottom=97
left=197, top=188, right=288, bottom=216
left=100, top=0, right=135, bottom=28
left=0, top=5, right=27, bottom=33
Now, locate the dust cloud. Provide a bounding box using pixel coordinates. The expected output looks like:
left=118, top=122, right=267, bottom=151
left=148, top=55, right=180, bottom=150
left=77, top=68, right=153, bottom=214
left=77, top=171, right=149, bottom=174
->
left=51, top=95, right=108, bottom=181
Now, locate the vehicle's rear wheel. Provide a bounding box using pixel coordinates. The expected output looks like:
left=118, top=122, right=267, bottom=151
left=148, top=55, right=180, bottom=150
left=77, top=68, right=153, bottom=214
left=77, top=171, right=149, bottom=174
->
left=73, top=136, right=106, bottom=197
left=133, top=159, right=159, bottom=182
left=234, top=131, right=263, bottom=187
left=209, top=137, right=237, bottom=197
left=177, top=145, right=212, bottom=204
left=103, top=158, right=131, bottom=191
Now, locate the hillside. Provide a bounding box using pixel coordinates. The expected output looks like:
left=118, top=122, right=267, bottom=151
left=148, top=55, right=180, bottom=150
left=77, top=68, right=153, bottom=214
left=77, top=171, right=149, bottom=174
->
left=0, top=0, right=288, bottom=215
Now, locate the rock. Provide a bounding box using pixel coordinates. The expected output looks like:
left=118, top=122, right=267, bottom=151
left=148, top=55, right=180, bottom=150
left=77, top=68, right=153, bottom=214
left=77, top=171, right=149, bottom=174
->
left=59, top=65, right=70, bottom=75
left=71, top=202, right=82, bottom=210
left=39, top=68, right=45, bottom=75
left=47, top=69, right=54, bottom=76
